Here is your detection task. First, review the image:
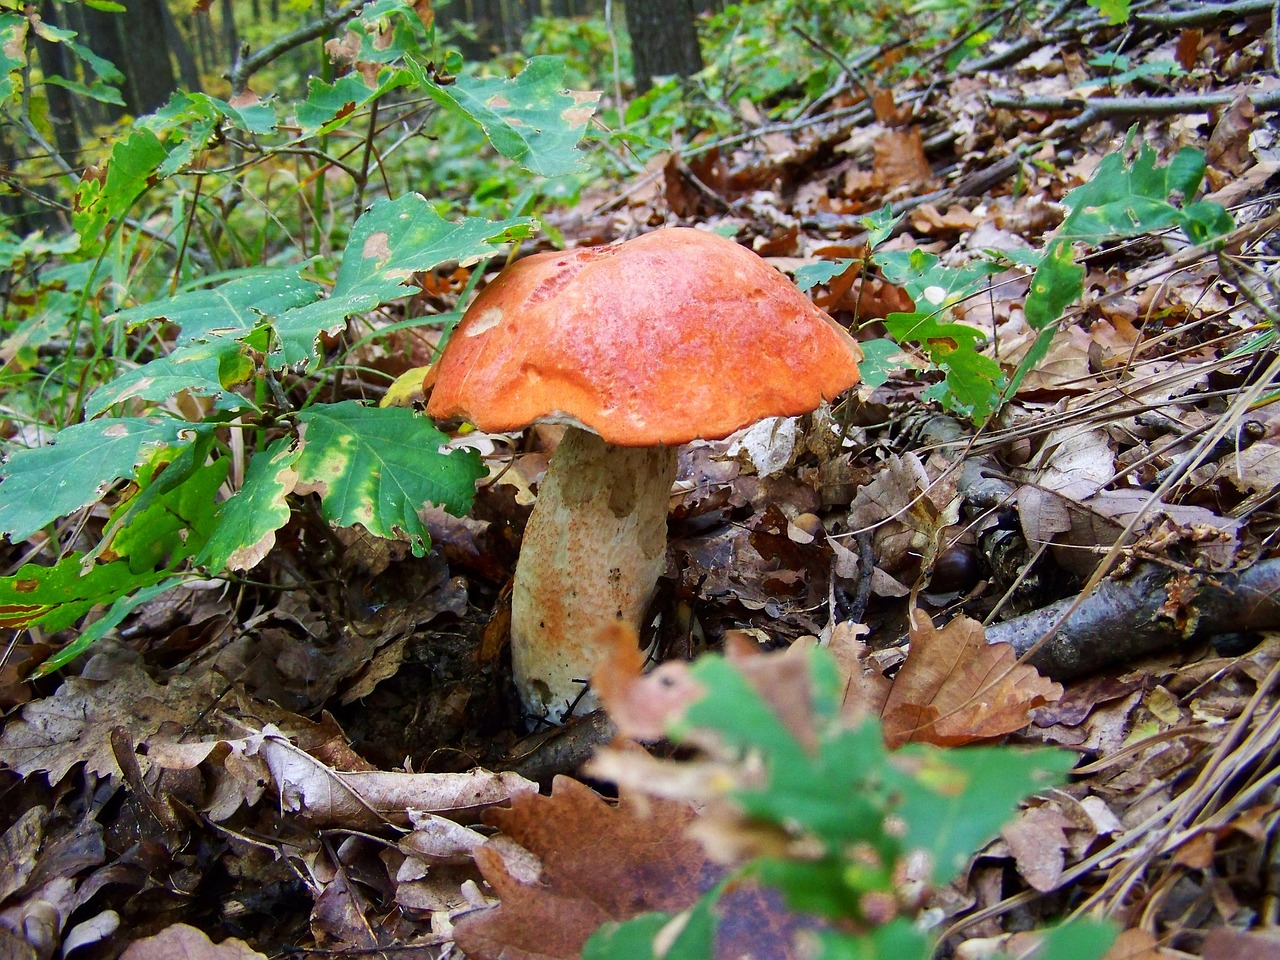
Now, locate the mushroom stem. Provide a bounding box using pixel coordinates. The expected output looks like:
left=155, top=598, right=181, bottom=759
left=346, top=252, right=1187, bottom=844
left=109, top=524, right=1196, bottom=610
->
left=511, top=426, right=678, bottom=722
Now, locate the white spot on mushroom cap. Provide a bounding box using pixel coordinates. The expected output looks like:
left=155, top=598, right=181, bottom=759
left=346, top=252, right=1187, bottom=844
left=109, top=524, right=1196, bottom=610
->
left=466, top=307, right=504, bottom=336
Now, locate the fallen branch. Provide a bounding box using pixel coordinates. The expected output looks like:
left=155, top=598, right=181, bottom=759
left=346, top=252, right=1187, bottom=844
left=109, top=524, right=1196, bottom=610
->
left=985, top=559, right=1280, bottom=679
left=1135, top=0, right=1275, bottom=29
left=989, top=87, right=1280, bottom=119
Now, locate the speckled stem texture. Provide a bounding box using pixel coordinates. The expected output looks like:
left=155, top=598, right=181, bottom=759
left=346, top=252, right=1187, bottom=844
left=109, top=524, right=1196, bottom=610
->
left=511, top=427, right=678, bottom=723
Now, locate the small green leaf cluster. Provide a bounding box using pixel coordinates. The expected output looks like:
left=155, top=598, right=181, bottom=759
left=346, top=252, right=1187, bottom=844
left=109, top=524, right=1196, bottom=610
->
left=796, top=140, right=1234, bottom=423
left=584, top=646, right=1114, bottom=960
left=0, top=0, right=597, bottom=666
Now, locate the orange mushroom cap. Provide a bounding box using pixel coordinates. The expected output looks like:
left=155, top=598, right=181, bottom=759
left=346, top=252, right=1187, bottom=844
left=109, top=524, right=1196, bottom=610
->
left=427, top=227, right=863, bottom=446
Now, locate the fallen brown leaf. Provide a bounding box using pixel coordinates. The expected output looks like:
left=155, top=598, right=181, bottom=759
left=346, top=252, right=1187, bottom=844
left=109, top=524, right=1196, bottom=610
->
left=454, top=776, right=813, bottom=960
left=881, top=611, right=1063, bottom=748
left=119, top=923, right=266, bottom=960
left=999, top=803, right=1073, bottom=892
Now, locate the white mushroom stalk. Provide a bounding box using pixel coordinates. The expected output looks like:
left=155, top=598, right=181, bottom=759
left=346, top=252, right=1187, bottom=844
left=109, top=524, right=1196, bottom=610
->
left=511, top=428, right=678, bottom=720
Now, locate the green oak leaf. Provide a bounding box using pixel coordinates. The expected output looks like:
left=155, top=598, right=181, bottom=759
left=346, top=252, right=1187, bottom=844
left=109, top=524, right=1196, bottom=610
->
left=793, top=259, right=857, bottom=293
left=1058, top=144, right=1231, bottom=247
left=72, top=129, right=168, bottom=246
left=421, top=56, right=598, bottom=177
left=0, top=417, right=208, bottom=541
left=36, top=577, right=186, bottom=676
left=0, top=553, right=170, bottom=634
left=887, top=744, right=1077, bottom=884
left=883, top=312, right=1003, bottom=422
left=293, top=401, right=484, bottom=556
left=857, top=337, right=913, bottom=389
left=295, top=70, right=411, bottom=137
left=274, top=196, right=534, bottom=368
left=145, top=91, right=279, bottom=174
left=812, top=920, right=932, bottom=960
left=110, top=266, right=321, bottom=345
left=1087, top=0, right=1130, bottom=22
left=200, top=437, right=301, bottom=572
left=582, top=913, right=670, bottom=960
left=1034, top=922, right=1118, bottom=960
left=107, top=456, right=229, bottom=573
left=0, top=15, right=28, bottom=103
left=86, top=337, right=259, bottom=416
left=877, top=249, right=1003, bottom=304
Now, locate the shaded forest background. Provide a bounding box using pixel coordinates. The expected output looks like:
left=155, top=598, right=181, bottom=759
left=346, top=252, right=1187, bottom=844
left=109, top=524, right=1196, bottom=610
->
left=10, top=0, right=712, bottom=207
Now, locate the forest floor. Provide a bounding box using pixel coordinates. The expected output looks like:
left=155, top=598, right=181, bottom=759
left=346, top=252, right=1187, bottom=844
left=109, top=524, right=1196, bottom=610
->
left=2, top=2, right=1280, bottom=959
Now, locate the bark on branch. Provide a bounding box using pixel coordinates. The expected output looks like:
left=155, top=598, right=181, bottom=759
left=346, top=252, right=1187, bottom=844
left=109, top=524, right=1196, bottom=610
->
left=985, top=560, right=1280, bottom=679
left=229, top=0, right=367, bottom=95
left=988, top=88, right=1280, bottom=119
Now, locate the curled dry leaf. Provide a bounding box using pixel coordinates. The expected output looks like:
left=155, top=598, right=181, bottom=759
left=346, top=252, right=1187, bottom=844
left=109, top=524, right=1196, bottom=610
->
left=118, top=923, right=267, bottom=960
left=881, top=611, right=1063, bottom=748
left=592, top=624, right=705, bottom=741
left=147, top=724, right=536, bottom=826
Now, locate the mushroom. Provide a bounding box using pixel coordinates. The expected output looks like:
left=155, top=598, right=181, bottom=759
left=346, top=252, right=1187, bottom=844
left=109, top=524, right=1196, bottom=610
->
left=427, top=227, right=863, bottom=722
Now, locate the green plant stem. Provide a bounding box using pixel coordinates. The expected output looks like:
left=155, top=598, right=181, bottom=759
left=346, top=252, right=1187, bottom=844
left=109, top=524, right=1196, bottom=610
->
left=353, top=96, right=380, bottom=215
left=172, top=173, right=204, bottom=296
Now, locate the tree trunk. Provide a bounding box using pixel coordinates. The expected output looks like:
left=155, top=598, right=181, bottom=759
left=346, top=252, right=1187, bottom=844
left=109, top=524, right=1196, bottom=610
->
left=160, top=0, right=203, bottom=91
left=34, top=2, right=80, bottom=161
left=120, top=0, right=178, bottom=112
left=221, top=0, right=239, bottom=66
left=75, top=6, right=128, bottom=122
left=623, top=0, right=703, bottom=94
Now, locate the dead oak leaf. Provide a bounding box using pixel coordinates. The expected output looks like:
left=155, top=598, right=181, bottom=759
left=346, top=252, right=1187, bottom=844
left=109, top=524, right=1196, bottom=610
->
left=881, top=612, right=1063, bottom=748
left=1000, top=803, right=1074, bottom=892
left=119, top=923, right=266, bottom=960
left=0, top=668, right=191, bottom=783
left=454, top=776, right=813, bottom=960
left=454, top=776, right=711, bottom=960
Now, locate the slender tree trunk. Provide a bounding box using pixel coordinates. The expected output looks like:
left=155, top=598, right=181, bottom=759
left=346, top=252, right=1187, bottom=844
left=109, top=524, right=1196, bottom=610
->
left=623, top=0, right=703, bottom=94
left=120, top=0, right=178, bottom=112
left=220, top=0, right=239, bottom=66
left=160, top=0, right=203, bottom=90
left=197, top=13, right=217, bottom=75
left=34, top=2, right=80, bottom=161
left=77, top=6, right=128, bottom=121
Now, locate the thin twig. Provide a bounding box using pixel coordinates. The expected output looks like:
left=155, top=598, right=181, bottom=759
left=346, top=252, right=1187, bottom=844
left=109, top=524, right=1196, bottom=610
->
left=229, top=0, right=367, bottom=95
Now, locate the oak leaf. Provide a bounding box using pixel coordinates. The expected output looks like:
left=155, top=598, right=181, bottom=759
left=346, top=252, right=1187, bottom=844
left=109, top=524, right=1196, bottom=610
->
left=119, top=923, right=266, bottom=960
left=881, top=612, right=1063, bottom=748
left=454, top=776, right=813, bottom=960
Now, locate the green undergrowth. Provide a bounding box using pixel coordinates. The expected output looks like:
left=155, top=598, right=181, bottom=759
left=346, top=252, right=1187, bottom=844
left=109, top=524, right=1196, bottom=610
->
left=0, top=0, right=593, bottom=671
left=796, top=138, right=1235, bottom=422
